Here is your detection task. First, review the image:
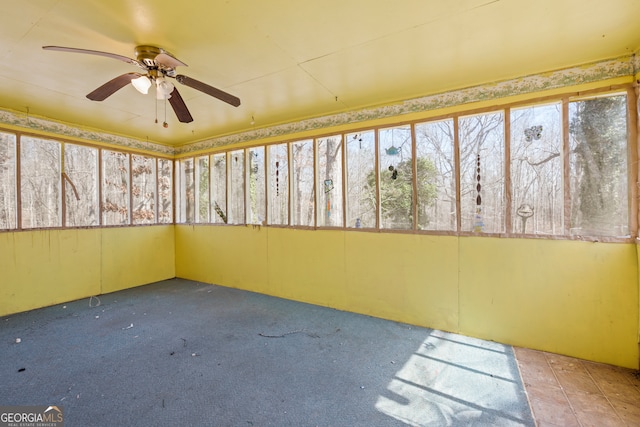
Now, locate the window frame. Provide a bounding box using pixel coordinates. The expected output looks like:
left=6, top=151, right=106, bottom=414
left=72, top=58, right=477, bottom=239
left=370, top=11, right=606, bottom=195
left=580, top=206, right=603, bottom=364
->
left=0, top=85, right=634, bottom=242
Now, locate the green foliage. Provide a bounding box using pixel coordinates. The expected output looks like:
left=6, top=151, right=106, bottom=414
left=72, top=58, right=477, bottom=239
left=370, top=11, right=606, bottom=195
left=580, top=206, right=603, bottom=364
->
left=366, top=157, right=438, bottom=228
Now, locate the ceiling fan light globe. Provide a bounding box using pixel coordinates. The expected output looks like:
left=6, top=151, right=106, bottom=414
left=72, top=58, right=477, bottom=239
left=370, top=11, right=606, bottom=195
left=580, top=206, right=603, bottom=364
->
left=131, top=75, right=151, bottom=94
left=156, top=79, right=174, bottom=100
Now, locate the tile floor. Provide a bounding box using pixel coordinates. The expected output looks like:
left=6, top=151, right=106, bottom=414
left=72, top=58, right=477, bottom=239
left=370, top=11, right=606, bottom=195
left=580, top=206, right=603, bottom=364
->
left=514, top=347, right=640, bottom=427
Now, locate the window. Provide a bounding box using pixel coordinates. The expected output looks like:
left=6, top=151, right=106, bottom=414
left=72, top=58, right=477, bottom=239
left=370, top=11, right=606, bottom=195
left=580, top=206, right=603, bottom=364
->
left=378, top=125, right=413, bottom=230
left=102, top=150, right=130, bottom=226
left=510, top=103, right=563, bottom=235
left=268, top=143, right=289, bottom=225
left=247, top=146, right=266, bottom=225
left=177, top=158, right=195, bottom=223
left=459, top=112, right=505, bottom=233
left=0, top=87, right=623, bottom=238
left=346, top=131, right=376, bottom=229
left=569, top=93, right=629, bottom=237
left=21, top=136, right=61, bottom=228
left=415, top=119, right=456, bottom=231
left=317, top=135, right=343, bottom=227
left=228, top=150, right=245, bottom=224
left=157, top=158, right=173, bottom=224
left=291, top=139, right=314, bottom=226
left=195, top=156, right=210, bottom=223
left=159, top=91, right=631, bottom=240
left=211, top=153, right=227, bottom=224
left=64, top=143, right=99, bottom=227
left=131, top=154, right=157, bottom=224
left=0, top=132, right=17, bottom=229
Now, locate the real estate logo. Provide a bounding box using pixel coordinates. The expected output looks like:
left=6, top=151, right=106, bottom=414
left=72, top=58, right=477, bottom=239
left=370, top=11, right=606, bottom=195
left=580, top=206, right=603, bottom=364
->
left=0, top=405, right=63, bottom=427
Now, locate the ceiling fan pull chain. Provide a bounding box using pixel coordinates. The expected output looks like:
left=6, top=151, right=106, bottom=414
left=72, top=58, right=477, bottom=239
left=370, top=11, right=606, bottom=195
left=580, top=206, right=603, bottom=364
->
left=163, top=99, right=168, bottom=128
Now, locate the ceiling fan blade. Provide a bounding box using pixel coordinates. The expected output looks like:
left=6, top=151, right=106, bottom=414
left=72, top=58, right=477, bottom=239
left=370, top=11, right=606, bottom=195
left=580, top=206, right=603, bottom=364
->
left=168, top=87, right=194, bottom=123
left=175, top=75, right=240, bottom=107
left=155, top=52, right=187, bottom=69
left=87, top=73, right=140, bottom=101
left=43, top=46, right=143, bottom=68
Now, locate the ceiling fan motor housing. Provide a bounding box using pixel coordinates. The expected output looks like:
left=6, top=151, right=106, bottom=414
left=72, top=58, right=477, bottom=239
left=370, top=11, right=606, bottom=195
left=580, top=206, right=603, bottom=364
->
left=135, top=45, right=164, bottom=67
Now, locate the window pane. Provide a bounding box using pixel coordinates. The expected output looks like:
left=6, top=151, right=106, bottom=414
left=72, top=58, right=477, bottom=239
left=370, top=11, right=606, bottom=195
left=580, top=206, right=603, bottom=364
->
left=228, top=150, right=245, bottom=224
left=177, top=158, right=195, bottom=224
left=346, top=131, right=376, bottom=228
left=510, top=103, right=563, bottom=235
left=248, top=146, right=266, bottom=225
left=291, top=139, right=314, bottom=226
left=569, top=93, right=629, bottom=237
left=211, top=153, right=227, bottom=224
left=0, top=132, right=17, bottom=229
left=459, top=112, right=505, bottom=233
left=415, top=119, right=456, bottom=231
left=102, top=150, right=130, bottom=226
left=131, top=154, right=157, bottom=224
left=157, top=158, right=173, bottom=224
left=268, top=143, right=289, bottom=225
left=21, top=136, right=61, bottom=228
left=64, top=144, right=99, bottom=227
left=195, top=156, right=210, bottom=223
left=379, top=125, right=413, bottom=230
left=317, top=135, right=343, bottom=227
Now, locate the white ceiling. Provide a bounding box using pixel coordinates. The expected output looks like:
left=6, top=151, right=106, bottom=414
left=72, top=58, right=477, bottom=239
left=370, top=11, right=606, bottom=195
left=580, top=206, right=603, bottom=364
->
left=1, top=0, right=639, bottom=146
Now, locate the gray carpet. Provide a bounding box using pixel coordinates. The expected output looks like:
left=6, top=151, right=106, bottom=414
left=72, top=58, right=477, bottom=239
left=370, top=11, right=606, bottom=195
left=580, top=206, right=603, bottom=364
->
left=0, top=279, right=534, bottom=426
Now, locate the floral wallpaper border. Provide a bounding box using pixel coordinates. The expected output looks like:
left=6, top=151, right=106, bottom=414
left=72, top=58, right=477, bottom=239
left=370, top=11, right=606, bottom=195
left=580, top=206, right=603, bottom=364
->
left=0, top=54, right=636, bottom=157
left=0, top=110, right=175, bottom=156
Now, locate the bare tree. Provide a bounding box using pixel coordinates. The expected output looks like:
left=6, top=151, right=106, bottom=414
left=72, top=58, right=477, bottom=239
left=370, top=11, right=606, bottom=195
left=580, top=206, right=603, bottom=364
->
left=510, top=104, right=563, bottom=234
left=415, top=120, right=456, bottom=230
left=459, top=113, right=504, bottom=233
left=21, top=136, right=61, bottom=228
left=268, top=144, right=288, bottom=225
left=229, top=150, right=245, bottom=224
left=0, top=133, right=17, bottom=229
left=102, top=150, right=130, bottom=225
left=317, top=136, right=343, bottom=227
left=65, top=144, right=99, bottom=227
left=346, top=131, right=376, bottom=228
left=158, top=159, right=173, bottom=224
left=291, top=140, right=314, bottom=226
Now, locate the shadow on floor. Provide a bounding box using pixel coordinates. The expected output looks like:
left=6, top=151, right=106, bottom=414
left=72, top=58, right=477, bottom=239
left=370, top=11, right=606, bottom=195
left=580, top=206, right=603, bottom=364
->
left=0, top=279, right=534, bottom=426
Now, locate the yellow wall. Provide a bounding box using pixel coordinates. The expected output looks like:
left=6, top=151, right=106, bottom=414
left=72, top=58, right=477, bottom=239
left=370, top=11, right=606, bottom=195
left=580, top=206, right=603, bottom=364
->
left=0, top=226, right=175, bottom=316
left=458, top=237, right=638, bottom=369
left=3, top=223, right=636, bottom=367
left=175, top=225, right=639, bottom=368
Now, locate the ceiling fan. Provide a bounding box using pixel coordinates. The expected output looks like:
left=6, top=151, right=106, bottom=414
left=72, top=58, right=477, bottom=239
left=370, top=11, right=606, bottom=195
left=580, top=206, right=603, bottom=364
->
left=42, top=45, right=241, bottom=124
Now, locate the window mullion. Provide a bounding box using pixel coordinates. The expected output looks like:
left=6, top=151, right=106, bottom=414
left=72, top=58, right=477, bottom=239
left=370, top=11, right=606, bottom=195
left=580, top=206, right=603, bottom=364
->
left=453, top=118, right=461, bottom=233
left=504, top=108, right=512, bottom=235
left=562, top=98, right=571, bottom=235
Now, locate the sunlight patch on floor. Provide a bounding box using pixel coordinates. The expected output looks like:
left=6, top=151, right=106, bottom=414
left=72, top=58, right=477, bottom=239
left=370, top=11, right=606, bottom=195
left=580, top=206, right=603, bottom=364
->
left=375, top=330, right=534, bottom=426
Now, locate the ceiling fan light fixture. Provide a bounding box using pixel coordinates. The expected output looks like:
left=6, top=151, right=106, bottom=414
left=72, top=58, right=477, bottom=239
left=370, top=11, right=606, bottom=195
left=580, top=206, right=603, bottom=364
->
left=43, top=44, right=240, bottom=125
left=156, top=78, right=174, bottom=100
left=131, top=75, right=151, bottom=94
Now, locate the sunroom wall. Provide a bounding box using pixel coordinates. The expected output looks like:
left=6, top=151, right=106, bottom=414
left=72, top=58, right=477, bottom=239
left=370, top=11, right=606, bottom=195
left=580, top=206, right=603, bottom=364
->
left=0, top=55, right=638, bottom=368
left=173, top=58, right=640, bottom=369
